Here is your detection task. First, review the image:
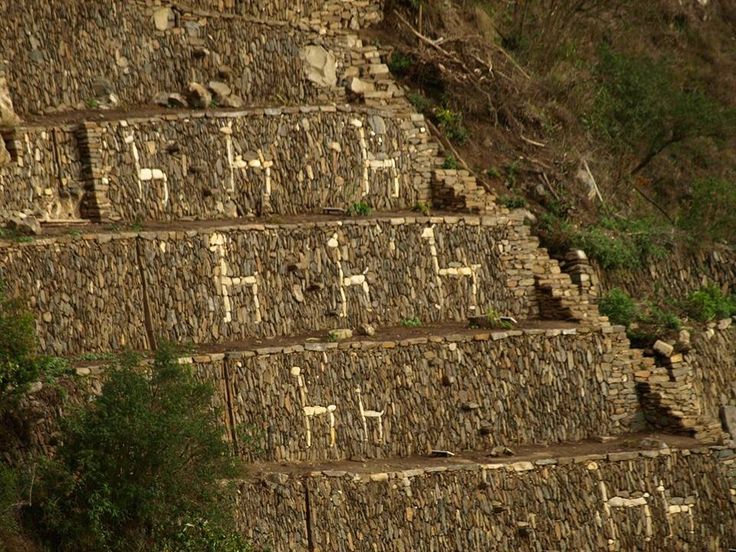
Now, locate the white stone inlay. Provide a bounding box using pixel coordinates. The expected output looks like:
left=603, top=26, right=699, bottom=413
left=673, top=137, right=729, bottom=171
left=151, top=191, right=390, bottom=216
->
left=125, top=132, right=169, bottom=206
left=291, top=367, right=337, bottom=448
left=352, top=118, right=400, bottom=198
left=657, top=479, right=696, bottom=538
left=356, top=387, right=385, bottom=444
left=327, top=231, right=372, bottom=318
left=600, top=481, right=653, bottom=548
left=420, top=225, right=480, bottom=312
left=222, top=122, right=274, bottom=205
left=208, top=232, right=261, bottom=324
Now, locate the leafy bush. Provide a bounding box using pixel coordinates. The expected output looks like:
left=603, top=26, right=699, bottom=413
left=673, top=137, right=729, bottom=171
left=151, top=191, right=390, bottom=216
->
left=598, top=288, right=638, bottom=327
left=678, top=178, right=736, bottom=244
left=0, top=463, right=21, bottom=546
left=485, top=308, right=513, bottom=330
left=413, top=201, right=431, bottom=216
left=499, top=195, right=528, bottom=209
left=685, top=285, right=736, bottom=322
left=539, top=213, right=670, bottom=269
left=442, top=156, right=459, bottom=170
left=433, top=107, right=469, bottom=143
left=407, top=92, right=432, bottom=114
left=400, top=317, right=422, bottom=328
left=0, top=286, right=39, bottom=415
left=29, top=345, right=248, bottom=552
left=388, top=51, right=413, bottom=75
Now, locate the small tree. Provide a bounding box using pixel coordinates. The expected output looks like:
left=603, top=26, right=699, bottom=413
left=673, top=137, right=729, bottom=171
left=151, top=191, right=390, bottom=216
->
left=0, top=284, right=40, bottom=417
left=591, top=46, right=736, bottom=178
left=29, top=345, right=248, bottom=552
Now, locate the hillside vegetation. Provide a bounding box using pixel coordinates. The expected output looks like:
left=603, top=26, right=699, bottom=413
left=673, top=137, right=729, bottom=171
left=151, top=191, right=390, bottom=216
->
left=378, top=0, right=736, bottom=260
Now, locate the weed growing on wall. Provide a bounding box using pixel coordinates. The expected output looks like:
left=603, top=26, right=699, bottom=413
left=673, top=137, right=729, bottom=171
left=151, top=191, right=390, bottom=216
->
left=401, top=317, right=422, bottom=328
left=348, top=201, right=372, bottom=216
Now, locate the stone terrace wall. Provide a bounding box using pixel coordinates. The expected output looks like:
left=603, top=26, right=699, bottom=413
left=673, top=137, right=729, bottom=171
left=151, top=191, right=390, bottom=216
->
left=94, top=107, right=435, bottom=221
left=0, top=236, right=149, bottom=355
left=0, top=126, right=85, bottom=221
left=184, top=327, right=642, bottom=462
left=175, top=0, right=385, bottom=30
left=236, top=448, right=736, bottom=551
left=596, top=245, right=736, bottom=300
left=0, top=1, right=356, bottom=115
left=690, top=325, right=736, bottom=424
left=0, top=214, right=558, bottom=355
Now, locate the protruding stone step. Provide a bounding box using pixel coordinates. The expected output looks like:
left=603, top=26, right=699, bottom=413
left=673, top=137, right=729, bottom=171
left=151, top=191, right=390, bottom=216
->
left=235, top=443, right=736, bottom=551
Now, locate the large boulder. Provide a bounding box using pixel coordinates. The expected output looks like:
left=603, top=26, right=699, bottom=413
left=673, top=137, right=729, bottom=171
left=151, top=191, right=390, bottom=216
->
left=300, top=45, right=337, bottom=88
left=0, top=62, right=20, bottom=127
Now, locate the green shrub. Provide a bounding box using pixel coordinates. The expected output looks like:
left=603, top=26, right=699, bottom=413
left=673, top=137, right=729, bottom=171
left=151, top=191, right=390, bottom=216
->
left=348, top=201, right=372, bottom=216
left=499, top=195, right=527, bottom=209
left=413, top=201, right=431, bottom=216
left=599, top=288, right=638, bottom=327
left=442, top=156, right=459, bottom=170
left=685, top=285, right=736, bottom=322
left=388, top=51, right=413, bottom=75
left=0, top=286, right=39, bottom=413
left=407, top=92, right=432, bottom=114
left=485, top=308, right=513, bottom=330
left=29, top=345, right=248, bottom=552
left=0, top=463, right=21, bottom=545
left=539, top=213, right=670, bottom=269
left=433, top=107, right=469, bottom=144
left=401, top=317, right=422, bottom=328
left=678, top=178, right=736, bottom=244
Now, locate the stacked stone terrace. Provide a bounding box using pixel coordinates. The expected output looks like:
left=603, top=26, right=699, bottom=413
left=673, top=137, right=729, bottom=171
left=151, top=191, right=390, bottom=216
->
left=1, top=0, right=735, bottom=548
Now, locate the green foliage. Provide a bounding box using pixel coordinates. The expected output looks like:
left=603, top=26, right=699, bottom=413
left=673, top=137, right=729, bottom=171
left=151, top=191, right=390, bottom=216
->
left=539, top=213, right=670, bottom=269
left=485, top=308, right=513, bottom=330
left=685, top=285, right=736, bottom=322
left=442, top=156, right=459, bottom=170
left=599, top=289, right=681, bottom=344
left=678, top=178, right=736, bottom=244
left=499, top=195, right=527, bottom=209
left=413, top=201, right=431, bottom=216
left=400, top=317, right=422, bottom=328
left=589, top=46, right=735, bottom=173
left=598, top=288, right=638, bottom=327
left=407, top=92, right=432, bottom=114
left=388, top=52, right=413, bottom=75
left=486, top=166, right=502, bottom=179
left=0, top=463, right=21, bottom=545
left=29, top=344, right=247, bottom=552
left=433, top=107, right=469, bottom=143
left=0, top=285, right=40, bottom=415
left=348, top=201, right=372, bottom=216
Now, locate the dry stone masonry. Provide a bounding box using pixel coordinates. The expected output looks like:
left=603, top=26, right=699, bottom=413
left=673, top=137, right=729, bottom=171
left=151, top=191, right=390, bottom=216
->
left=1, top=0, right=736, bottom=548
left=236, top=447, right=736, bottom=551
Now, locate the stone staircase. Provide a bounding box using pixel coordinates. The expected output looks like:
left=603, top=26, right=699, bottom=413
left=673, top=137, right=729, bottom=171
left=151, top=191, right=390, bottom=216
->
left=1, top=0, right=735, bottom=549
